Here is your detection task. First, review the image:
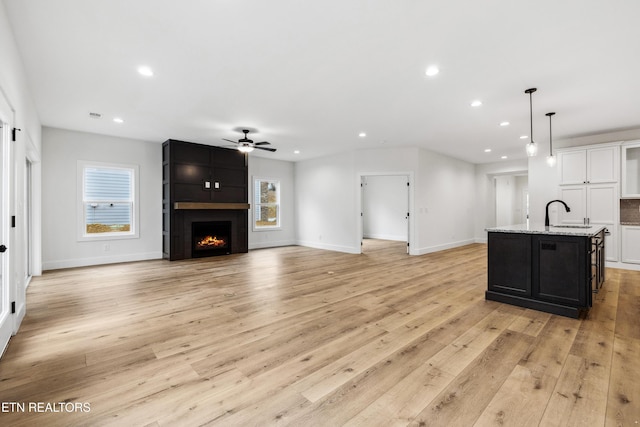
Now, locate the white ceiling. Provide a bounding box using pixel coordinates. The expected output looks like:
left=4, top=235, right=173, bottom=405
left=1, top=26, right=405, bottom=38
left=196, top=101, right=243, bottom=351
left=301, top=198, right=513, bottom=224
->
left=4, top=0, right=640, bottom=164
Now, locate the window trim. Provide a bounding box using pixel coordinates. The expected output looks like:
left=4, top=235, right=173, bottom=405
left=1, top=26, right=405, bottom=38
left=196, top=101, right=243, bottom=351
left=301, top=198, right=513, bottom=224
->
left=252, top=176, right=281, bottom=231
left=77, top=160, right=140, bottom=241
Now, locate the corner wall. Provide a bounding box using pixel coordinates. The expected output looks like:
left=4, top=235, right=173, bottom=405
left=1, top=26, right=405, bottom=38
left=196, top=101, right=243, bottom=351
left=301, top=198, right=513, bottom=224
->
left=248, top=156, right=296, bottom=249
left=41, top=127, right=162, bottom=269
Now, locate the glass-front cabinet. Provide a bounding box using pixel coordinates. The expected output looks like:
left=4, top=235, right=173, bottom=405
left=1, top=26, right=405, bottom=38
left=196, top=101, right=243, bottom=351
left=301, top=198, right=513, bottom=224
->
left=622, top=141, right=640, bottom=198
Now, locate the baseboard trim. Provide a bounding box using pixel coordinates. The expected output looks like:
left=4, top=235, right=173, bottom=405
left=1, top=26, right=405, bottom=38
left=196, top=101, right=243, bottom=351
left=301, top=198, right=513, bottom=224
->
left=413, top=239, right=477, bottom=255
left=296, top=240, right=360, bottom=254
left=43, top=252, right=163, bottom=271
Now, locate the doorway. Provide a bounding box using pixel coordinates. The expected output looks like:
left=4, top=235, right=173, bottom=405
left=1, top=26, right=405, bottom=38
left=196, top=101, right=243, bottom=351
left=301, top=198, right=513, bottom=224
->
left=494, top=174, right=529, bottom=226
left=360, top=174, right=410, bottom=254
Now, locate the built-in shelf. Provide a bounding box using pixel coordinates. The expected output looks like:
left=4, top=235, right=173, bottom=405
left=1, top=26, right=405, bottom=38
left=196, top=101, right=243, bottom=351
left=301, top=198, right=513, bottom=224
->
left=174, top=202, right=250, bottom=210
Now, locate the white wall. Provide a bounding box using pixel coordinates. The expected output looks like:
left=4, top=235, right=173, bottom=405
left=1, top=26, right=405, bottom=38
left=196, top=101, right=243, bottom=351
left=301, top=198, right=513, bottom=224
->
left=248, top=156, right=296, bottom=249
left=416, top=149, right=476, bottom=254
left=295, top=151, right=360, bottom=253
left=1, top=1, right=43, bottom=332
left=41, top=127, right=162, bottom=269
left=295, top=146, right=476, bottom=255
left=528, top=155, right=561, bottom=225
left=362, top=175, right=408, bottom=241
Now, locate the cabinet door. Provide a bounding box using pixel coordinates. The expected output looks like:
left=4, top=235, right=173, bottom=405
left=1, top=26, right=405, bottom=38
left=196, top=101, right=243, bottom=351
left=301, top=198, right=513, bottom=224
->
left=621, top=226, right=640, bottom=264
left=603, top=225, right=618, bottom=262
left=587, top=184, right=618, bottom=224
left=587, top=146, right=619, bottom=184
left=622, top=143, right=640, bottom=197
left=558, top=186, right=587, bottom=225
left=532, top=235, right=587, bottom=307
left=487, top=233, right=531, bottom=296
left=559, top=150, right=587, bottom=185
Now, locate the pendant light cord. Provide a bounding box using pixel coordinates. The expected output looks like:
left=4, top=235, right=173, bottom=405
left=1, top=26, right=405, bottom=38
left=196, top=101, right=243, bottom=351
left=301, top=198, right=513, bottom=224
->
left=548, top=114, right=552, bottom=155
left=546, top=112, right=556, bottom=156
left=529, top=92, right=534, bottom=144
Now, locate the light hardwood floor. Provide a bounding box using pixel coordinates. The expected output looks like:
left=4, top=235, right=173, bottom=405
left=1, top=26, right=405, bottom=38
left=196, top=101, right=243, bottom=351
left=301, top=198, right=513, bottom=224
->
left=0, top=240, right=638, bottom=426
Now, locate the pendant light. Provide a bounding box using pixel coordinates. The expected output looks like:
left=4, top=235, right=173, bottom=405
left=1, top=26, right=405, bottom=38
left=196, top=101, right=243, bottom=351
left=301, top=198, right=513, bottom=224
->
left=546, top=112, right=556, bottom=166
left=525, top=88, right=538, bottom=157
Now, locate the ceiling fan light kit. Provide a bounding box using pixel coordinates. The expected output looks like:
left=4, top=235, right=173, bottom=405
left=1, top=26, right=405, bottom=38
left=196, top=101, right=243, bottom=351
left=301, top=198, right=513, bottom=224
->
left=222, top=129, right=277, bottom=153
left=238, top=144, right=254, bottom=153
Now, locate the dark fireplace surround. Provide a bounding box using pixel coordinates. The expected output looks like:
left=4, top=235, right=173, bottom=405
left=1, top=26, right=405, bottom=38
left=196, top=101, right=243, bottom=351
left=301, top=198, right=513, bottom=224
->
left=162, top=140, right=249, bottom=260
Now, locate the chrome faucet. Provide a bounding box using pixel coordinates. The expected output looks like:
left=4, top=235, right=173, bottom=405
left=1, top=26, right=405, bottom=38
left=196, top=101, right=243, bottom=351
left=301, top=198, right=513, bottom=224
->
left=545, top=200, right=571, bottom=227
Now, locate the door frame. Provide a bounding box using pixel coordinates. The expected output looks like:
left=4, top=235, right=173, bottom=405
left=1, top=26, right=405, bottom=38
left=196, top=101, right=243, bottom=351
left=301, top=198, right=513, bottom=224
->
left=0, top=90, right=13, bottom=357
left=357, top=171, right=415, bottom=254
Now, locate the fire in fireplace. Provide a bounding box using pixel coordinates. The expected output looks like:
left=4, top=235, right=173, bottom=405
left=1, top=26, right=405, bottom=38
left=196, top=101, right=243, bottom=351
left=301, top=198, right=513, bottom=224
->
left=192, top=221, right=232, bottom=258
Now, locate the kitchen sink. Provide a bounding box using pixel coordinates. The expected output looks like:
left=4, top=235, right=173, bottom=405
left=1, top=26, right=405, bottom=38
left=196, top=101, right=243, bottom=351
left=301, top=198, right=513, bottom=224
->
left=550, top=225, right=592, bottom=228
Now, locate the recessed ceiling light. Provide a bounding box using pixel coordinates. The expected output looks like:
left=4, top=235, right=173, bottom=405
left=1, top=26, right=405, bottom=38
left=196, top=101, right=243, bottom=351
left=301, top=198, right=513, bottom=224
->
left=484, top=149, right=492, bottom=153
left=425, top=66, right=439, bottom=77
left=520, top=135, right=528, bottom=139
left=113, top=117, right=124, bottom=124
left=137, top=66, right=154, bottom=77
left=294, top=150, right=300, bottom=154
left=499, top=121, right=510, bottom=127
left=358, top=132, right=366, bottom=138
left=501, top=156, right=508, bottom=159
left=470, top=100, right=482, bottom=107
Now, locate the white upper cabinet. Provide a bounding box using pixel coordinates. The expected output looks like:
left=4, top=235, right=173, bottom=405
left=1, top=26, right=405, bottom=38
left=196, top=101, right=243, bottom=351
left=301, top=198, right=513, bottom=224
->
left=558, top=145, right=619, bottom=185
left=621, top=141, right=640, bottom=197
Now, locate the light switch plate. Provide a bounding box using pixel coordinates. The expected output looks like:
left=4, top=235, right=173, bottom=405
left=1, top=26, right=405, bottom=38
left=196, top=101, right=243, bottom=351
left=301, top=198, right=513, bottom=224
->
left=204, top=181, right=211, bottom=189
left=214, top=182, right=220, bottom=189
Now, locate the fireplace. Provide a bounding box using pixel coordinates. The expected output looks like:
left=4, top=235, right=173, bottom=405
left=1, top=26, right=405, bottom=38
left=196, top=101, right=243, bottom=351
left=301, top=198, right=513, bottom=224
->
left=163, top=140, right=249, bottom=260
left=192, top=221, right=232, bottom=258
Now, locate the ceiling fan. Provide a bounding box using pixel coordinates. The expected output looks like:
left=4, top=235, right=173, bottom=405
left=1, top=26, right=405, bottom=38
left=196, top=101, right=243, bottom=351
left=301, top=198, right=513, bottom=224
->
left=223, top=129, right=276, bottom=153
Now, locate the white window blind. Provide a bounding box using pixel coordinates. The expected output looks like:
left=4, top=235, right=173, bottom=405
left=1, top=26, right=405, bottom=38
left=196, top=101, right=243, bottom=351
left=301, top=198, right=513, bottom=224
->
left=78, top=162, right=138, bottom=239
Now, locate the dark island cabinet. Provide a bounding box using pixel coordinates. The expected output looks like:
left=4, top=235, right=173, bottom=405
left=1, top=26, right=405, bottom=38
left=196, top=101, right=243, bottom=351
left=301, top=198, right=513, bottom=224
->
left=532, top=235, right=588, bottom=308
left=486, top=228, right=605, bottom=318
left=487, top=233, right=532, bottom=297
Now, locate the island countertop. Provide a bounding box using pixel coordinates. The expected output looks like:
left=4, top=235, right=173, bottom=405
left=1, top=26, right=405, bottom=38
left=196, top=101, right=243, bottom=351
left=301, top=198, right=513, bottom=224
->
left=486, top=223, right=607, bottom=237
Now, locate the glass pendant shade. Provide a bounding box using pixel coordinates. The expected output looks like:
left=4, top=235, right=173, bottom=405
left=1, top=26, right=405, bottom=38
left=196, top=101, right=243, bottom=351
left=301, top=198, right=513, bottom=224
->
left=546, top=155, right=556, bottom=166
left=526, top=141, right=538, bottom=157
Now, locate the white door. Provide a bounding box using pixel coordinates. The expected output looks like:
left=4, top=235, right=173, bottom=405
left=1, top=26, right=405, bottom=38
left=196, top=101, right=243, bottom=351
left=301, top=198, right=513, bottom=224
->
left=0, top=110, right=11, bottom=358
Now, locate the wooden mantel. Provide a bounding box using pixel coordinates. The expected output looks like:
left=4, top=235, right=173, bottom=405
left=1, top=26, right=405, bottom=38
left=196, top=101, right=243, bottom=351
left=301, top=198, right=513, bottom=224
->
left=173, top=202, right=250, bottom=210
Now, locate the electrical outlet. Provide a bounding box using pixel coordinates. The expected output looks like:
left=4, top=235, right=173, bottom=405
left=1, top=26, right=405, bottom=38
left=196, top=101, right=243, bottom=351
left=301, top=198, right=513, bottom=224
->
left=103, top=244, right=110, bottom=252
left=204, top=181, right=211, bottom=189
left=214, top=182, right=220, bottom=189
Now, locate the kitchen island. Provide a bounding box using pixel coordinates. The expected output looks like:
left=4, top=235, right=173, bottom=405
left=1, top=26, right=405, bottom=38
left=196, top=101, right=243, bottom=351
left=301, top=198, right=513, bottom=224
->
left=485, top=223, right=606, bottom=318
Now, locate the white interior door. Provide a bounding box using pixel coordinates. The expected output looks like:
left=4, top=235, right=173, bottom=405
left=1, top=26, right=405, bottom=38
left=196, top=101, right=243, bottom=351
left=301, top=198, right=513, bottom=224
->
left=0, top=111, right=11, bottom=358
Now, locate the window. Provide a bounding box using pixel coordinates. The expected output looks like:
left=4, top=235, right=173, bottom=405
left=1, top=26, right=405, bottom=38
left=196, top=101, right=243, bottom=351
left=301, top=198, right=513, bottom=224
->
left=78, top=161, right=139, bottom=240
left=253, top=178, right=280, bottom=230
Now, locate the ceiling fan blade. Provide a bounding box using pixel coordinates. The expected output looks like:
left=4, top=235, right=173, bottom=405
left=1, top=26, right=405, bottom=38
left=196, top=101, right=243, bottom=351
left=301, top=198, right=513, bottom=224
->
left=255, top=146, right=277, bottom=152
left=222, top=138, right=239, bottom=144
left=254, top=141, right=271, bottom=146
